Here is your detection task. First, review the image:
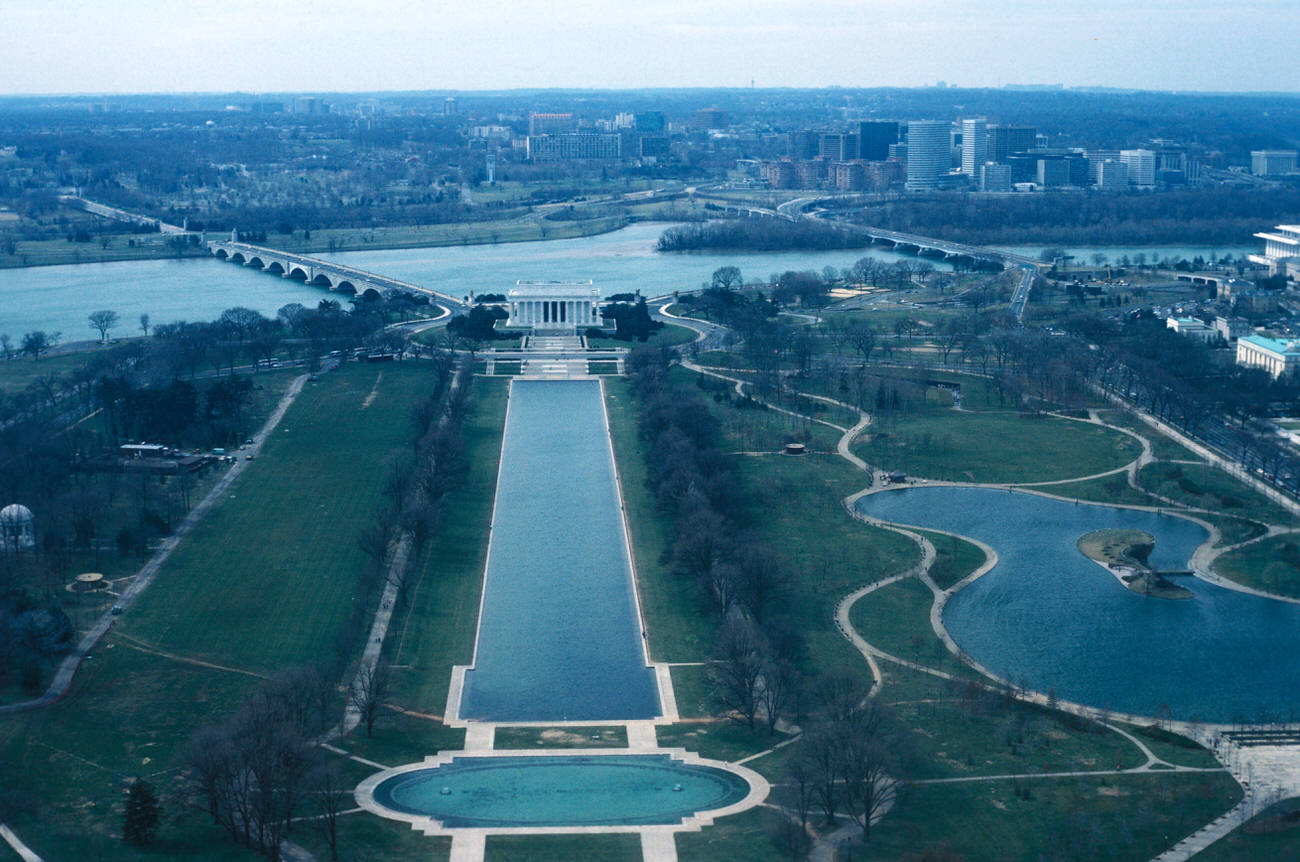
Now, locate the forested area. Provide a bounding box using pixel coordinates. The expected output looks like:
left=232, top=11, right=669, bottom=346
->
left=853, top=188, right=1300, bottom=247
left=657, top=219, right=868, bottom=252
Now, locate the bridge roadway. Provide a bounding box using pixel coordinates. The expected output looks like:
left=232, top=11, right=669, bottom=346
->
left=207, top=240, right=465, bottom=309
left=708, top=200, right=1042, bottom=268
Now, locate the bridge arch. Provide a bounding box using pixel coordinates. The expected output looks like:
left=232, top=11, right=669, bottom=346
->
left=214, top=248, right=228, bottom=259
left=264, top=261, right=285, bottom=275
left=358, top=287, right=381, bottom=302
left=229, top=252, right=247, bottom=264
left=334, top=281, right=357, bottom=295
left=287, top=267, right=309, bottom=282
left=246, top=256, right=265, bottom=269
left=309, top=273, right=334, bottom=288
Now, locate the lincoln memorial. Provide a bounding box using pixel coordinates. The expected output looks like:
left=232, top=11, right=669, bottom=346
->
left=506, top=281, right=603, bottom=334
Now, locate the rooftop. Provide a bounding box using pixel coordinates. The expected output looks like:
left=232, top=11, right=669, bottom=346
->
left=1240, top=334, right=1300, bottom=357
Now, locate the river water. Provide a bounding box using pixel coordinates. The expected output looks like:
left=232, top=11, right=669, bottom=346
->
left=856, top=486, right=1300, bottom=724
left=0, top=222, right=945, bottom=340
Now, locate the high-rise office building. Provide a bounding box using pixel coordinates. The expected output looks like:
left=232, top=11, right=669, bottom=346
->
left=906, top=120, right=950, bottom=190
left=1252, top=150, right=1299, bottom=176
left=1096, top=160, right=1128, bottom=190
left=819, top=132, right=859, bottom=161
left=857, top=121, right=899, bottom=161
left=961, top=118, right=987, bottom=176
left=979, top=162, right=1012, bottom=192
left=1120, top=149, right=1157, bottom=187
left=635, top=111, right=666, bottom=133
left=528, top=113, right=575, bottom=136
left=788, top=130, right=820, bottom=160
left=988, top=125, right=1037, bottom=163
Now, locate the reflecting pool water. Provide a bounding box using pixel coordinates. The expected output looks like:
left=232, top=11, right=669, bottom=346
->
left=856, top=486, right=1300, bottom=723
left=460, top=379, right=660, bottom=721
left=372, top=755, right=751, bottom=827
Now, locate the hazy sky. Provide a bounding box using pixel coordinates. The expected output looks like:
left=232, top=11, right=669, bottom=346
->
left=1, top=0, right=1294, bottom=95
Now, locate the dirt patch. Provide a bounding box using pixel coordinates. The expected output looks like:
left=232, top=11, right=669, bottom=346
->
left=360, top=371, right=383, bottom=409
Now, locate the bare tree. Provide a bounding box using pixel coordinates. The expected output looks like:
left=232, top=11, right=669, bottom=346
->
left=709, top=615, right=765, bottom=729
left=311, top=763, right=348, bottom=861
left=139, top=312, right=150, bottom=338
left=88, top=309, right=120, bottom=343
left=349, top=658, right=390, bottom=738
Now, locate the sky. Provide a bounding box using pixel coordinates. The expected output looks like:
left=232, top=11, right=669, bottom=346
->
left=0, top=0, right=1295, bottom=95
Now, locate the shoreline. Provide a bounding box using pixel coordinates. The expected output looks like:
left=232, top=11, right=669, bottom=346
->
left=0, top=215, right=634, bottom=272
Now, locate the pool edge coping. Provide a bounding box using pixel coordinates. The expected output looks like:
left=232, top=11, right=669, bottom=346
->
left=352, top=746, right=771, bottom=837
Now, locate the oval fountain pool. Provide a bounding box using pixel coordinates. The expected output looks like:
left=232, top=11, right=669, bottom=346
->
left=855, top=486, right=1300, bottom=723
left=365, top=754, right=754, bottom=828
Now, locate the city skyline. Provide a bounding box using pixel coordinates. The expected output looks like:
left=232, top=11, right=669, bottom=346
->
left=0, top=0, right=1296, bottom=96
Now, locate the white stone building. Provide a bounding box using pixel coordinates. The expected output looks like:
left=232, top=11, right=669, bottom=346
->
left=0, top=503, right=35, bottom=551
left=1237, top=335, right=1300, bottom=379
left=506, top=281, right=604, bottom=334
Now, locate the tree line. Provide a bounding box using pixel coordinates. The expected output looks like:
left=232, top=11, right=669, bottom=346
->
left=657, top=219, right=868, bottom=252
left=851, top=187, right=1300, bottom=247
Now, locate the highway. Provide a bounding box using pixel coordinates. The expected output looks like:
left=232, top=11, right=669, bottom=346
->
left=1009, top=266, right=1036, bottom=322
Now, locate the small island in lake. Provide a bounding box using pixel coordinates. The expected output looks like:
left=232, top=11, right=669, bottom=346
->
left=1077, top=528, right=1194, bottom=600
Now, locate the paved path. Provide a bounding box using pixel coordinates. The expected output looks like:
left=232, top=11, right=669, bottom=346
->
left=0, top=824, right=42, bottom=862
left=0, top=374, right=309, bottom=716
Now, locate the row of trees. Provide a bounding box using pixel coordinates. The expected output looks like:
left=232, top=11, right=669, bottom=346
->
left=626, top=347, right=804, bottom=734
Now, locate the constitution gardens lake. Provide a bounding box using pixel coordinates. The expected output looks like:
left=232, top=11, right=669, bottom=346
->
left=856, top=486, right=1300, bottom=724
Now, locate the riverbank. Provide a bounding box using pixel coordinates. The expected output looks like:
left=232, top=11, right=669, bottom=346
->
left=0, top=214, right=631, bottom=271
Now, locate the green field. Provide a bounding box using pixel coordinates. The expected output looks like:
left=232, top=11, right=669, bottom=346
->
left=1196, top=798, right=1300, bottom=861
left=1214, top=536, right=1300, bottom=598
left=586, top=322, right=697, bottom=350
left=1138, top=462, right=1298, bottom=528
left=860, top=773, right=1240, bottom=862
left=858, top=410, right=1141, bottom=484
left=0, top=362, right=450, bottom=860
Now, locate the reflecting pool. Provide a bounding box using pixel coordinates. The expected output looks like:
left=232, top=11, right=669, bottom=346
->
left=856, top=486, right=1300, bottom=723
left=460, top=379, right=660, bottom=722
left=372, top=755, right=751, bottom=827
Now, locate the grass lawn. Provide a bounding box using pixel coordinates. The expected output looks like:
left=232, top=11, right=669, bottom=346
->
left=586, top=322, right=697, bottom=350
left=922, top=529, right=988, bottom=590
left=484, top=834, right=641, bottom=862
left=493, top=726, right=628, bottom=749
left=860, top=772, right=1241, bottom=862
left=1044, top=472, right=1161, bottom=508
left=656, top=721, right=791, bottom=769
left=0, top=344, right=125, bottom=391
left=1214, top=535, right=1300, bottom=598
left=1196, top=798, right=1300, bottom=861
left=605, top=377, right=709, bottom=662
left=122, top=363, right=439, bottom=672
left=1096, top=409, right=1202, bottom=461
left=858, top=411, right=1141, bottom=484
left=0, top=362, right=453, bottom=860
left=1138, top=462, right=1298, bottom=528
left=676, top=806, right=785, bottom=862
left=1119, top=723, right=1221, bottom=769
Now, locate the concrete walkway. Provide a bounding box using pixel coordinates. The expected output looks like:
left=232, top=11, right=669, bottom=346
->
left=0, top=824, right=42, bottom=862
left=0, top=373, right=309, bottom=716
